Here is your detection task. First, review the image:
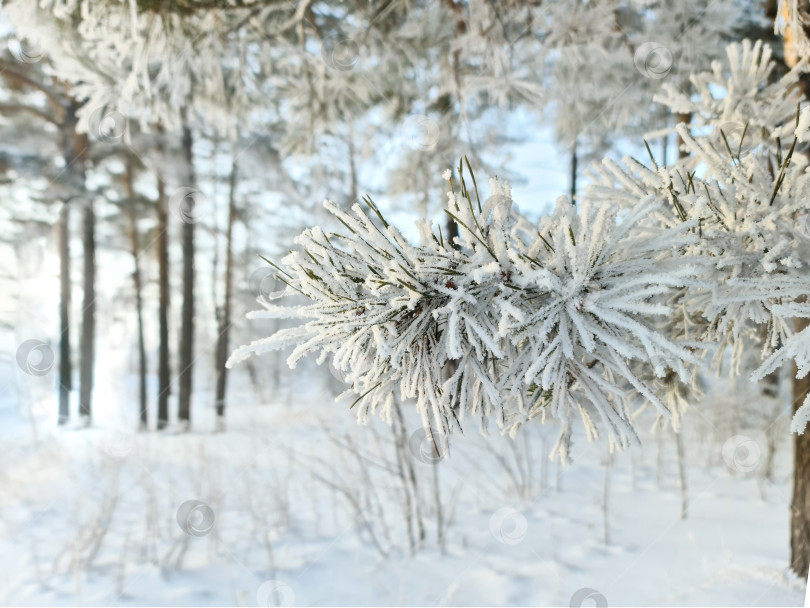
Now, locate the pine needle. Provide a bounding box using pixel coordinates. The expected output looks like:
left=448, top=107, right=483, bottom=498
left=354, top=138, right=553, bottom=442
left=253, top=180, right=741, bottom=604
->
left=643, top=139, right=659, bottom=170
left=259, top=254, right=294, bottom=279
left=349, top=382, right=382, bottom=409
left=444, top=209, right=497, bottom=259
left=464, top=155, right=482, bottom=212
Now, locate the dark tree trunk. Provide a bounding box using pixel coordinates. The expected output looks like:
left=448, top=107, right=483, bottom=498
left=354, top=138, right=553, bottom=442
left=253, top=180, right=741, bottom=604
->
left=445, top=214, right=459, bottom=247
left=78, top=198, right=95, bottom=423
left=58, top=203, right=71, bottom=425
left=156, top=174, right=171, bottom=430
left=214, top=159, right=238, bottom=427
left=59, top=100, right=91, bottom=425
left=789, top=5, right=810, bottom=567
left=791, top=314, right=810, bottom=576
left=57, top=100, right=87, bottom=424
left=676, top=112, right=691, bottom=160
left=177, top=118, right=195, bottom=429
left=569, top=140, right=577, bottom=204
left=125, top=158, right=148, bottom=429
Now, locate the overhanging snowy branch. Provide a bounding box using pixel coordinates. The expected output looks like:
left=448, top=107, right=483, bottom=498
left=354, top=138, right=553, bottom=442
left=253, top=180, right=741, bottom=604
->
left=229, top=165, right=705, bottom=463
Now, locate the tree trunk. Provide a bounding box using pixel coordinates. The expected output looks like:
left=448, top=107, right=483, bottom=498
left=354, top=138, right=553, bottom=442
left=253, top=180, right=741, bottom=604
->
left=78, top=198, right=95, bottom=424
left=58, top=203, right=71, bottom=425
left=676, top=113, right=691, bottom=160
left=214, top=158, right=238, bottom=428
left=787, top=9, right=810, bottom=569
left=569, top=139, right=578, bottom=204
left=125, top=158, right=148, bottom=430
left=791, top=314, right=810, bottom=576
left=675, top=430, right=688, bottom=519
left=432, top=457, right=445, bottom=553
left=177, top=118, right=195, bottom=429
left=603, top=446, right=613, bottom=546
left=60, top=99, right=92, bottom=426
left=445, top=213, right=459, bottom=247
left=390, top=411, right=417, bottom=553
left=57, top=99, right=87, bottom=425
left=392, top=400, right=426, bottom=549
left=156, top=173, right=171, bottom=430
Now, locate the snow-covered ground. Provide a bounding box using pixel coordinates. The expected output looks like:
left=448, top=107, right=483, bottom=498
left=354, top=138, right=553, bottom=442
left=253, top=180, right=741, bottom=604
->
left=0, top=373, right=806, bottom=607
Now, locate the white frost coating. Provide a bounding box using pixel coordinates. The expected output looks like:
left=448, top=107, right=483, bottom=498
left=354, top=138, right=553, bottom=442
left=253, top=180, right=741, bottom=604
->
left=791, top=397, right=810, bottom=435
left=222, top=38, right=810, bottom=464
left=231, top=170, right=707, bottom=464
left=796, top=106, right=810, bottom=142
left=586, top=40, right=810, bottom=444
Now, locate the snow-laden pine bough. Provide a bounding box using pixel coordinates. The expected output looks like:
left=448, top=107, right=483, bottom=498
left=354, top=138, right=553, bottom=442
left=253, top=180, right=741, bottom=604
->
left=229, top=41, right=810, bottom=464
left=583, top=40, right=810, bottom=447
left=227, top=161, right=709, bottom=464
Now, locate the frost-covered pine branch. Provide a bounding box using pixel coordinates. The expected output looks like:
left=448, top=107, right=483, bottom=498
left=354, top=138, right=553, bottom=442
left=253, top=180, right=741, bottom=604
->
left=718, top=276, right=810, bottom=433
left=651, top=39, right=806, bottom=161
left=229, top=163, right=705, bottom=463
left=584, top=40, right=810, bottom=431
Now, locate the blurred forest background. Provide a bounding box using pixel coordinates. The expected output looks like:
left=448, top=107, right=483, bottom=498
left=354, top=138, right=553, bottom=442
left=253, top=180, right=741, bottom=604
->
left=0, top=0, right=808, bottom=606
